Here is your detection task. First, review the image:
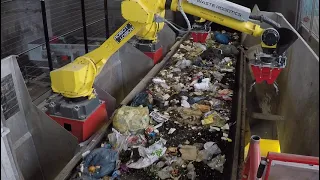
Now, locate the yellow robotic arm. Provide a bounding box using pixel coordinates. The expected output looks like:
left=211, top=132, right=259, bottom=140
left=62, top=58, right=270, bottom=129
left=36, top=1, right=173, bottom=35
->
left=50, top=0, right=267, bottom=100
left=50, top=21, right=144, bottom=99
left=169, top=0, right=264, bottom=37
left=50, top=0, right=166, bottom=99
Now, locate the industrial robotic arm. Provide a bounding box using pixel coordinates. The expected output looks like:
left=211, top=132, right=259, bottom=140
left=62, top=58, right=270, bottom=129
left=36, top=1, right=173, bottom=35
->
left=50, top=0, right=297, bottom=100
left=50, top=0, right=167, bottom=99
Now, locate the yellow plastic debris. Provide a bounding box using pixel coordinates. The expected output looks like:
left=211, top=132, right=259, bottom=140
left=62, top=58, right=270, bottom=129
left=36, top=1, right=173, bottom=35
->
left=201, top=111, right=226, bottom=127
left=201, top=114, right=214, bottom=125
left=244, top=139, right=281, bottom=158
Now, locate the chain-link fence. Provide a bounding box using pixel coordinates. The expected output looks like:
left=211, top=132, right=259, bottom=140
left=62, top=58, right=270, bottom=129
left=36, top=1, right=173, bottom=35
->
left=300, top=0, right=319, bottom=38
left=1, top=0, right=112, bottom=101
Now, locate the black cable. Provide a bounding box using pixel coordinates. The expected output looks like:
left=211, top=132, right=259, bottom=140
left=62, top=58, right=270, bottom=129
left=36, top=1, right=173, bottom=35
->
left=249, top=15, right=281, bottom=29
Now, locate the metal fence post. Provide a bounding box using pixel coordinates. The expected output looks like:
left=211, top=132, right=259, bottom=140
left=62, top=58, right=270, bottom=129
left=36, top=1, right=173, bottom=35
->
left=81, top=0, right=89, bottom=53
left=40, top=0, right=53, bottom=71
left=296, top=0, right=303, bottom=30
left=309, top=0, right=316, bottom=37
left=104, top=0, right=110, bottom=38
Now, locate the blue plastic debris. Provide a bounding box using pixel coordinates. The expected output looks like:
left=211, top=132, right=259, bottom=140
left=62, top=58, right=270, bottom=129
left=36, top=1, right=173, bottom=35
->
left=188, top=96, right=206, bottom=105
left=214, top=32, right=230, bottom=45
left=83, top=146, right=119, bottom=179
left=130, top=91, right=153, bottom=110
left=111, top=170, right=121, bottom=180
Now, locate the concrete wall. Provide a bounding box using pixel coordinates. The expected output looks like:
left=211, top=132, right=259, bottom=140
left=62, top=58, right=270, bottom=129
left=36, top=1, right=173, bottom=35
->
left=276, top=14, right=319, bottom=156
left=268, top=0, right=300, bottom=29
left=299, top=24, right=319, bottom=56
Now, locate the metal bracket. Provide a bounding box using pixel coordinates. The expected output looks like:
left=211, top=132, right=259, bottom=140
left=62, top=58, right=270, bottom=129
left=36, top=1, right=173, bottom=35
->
left=273, top=82, right=279, bottom=95
left=251, top=112, right=284, bottom=121
left=249, top=80, right=256, bottom=92
left=1, top=127, right=10, bottom=137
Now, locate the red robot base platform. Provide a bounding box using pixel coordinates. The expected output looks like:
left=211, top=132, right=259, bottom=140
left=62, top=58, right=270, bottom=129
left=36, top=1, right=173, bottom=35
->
left=143, top=47, right=163, bottom=64
left=48, top=103, right=107, bottom=142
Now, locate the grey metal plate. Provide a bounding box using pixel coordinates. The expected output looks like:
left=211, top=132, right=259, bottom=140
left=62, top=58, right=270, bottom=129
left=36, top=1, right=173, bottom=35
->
left=94, top=25, right=175, bottom=109
left=1, top=56, right=79, bottom=180
left=94, top=50, right=125, bottom=104
left=268, top=160, right=319, bottom=180
left=157, top=24, right=176, bottom=55
left=1, top=116, right=22, bottom=180
left=94, top=43, right=154, bottom=106
left=119, top=43, right=155, bottom=96
left=93, top=86, right=117, bottom=119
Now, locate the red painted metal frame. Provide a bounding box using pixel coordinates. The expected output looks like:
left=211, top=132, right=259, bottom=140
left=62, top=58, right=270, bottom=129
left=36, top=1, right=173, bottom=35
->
left=48, top=103, right=107, bottom=142
left=144, top=47, right=163, bottom=64
left=263, top=152, right=319, bottom=180
left=242, top=138, right=261, bottom=180
left=191, top=32, right=209, bottom=43
left=250, top=65, right=283, bottom=84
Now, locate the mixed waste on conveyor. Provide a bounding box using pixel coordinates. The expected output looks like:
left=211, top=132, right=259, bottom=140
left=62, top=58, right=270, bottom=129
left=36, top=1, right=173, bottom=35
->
left=72, top=30, right=241, bottom=180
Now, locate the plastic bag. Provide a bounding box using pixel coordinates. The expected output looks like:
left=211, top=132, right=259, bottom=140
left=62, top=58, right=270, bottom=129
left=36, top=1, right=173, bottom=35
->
left=181, top=96, right=191, bottom=108
left=204, top=142, right=221, bottom=156
left=207, top=154, right=226, bottom=173
left=108, top=128, right=129, bottom=152
left=214, top=32, right=230, bottom=45
left=112, top=105, right=150, bottom=134
left=127, top=138, right=167, bottom=169
left=175, top=59, right=192, bottom=69
left=130, top=91, right=153, bottom=110
left=108, top=128, right=147, bottom=152
left=82, top=147, right=119, bottom=178
left=212, top=71, right=225, bottom=82
left=150, top=111, right=170, bottom=123
left=194, top=42, right=207, bottom=51
left=194, top=78, right=211, bottom=91
left=220, top=44, right=239, bottom=56
left=196, top=142, right=221, bottom=162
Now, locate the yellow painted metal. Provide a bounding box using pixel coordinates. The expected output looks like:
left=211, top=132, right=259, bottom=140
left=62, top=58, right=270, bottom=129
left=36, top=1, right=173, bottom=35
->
left=50, top=21, right=145, bottom=98
left=261, top=42, right=277, bottom=48
left=136, top=10, right=165, bottom=41
left=50, top=0, right=167, bottom=98
left=122, top=1, right=153, bottom=24
left=170, top=0, right=264, bottom=37
left=133, top=0, right=166, bottom=41
left=195, top=18, right=207, bottom=23
left=244, top=139, right=281, bottom=158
